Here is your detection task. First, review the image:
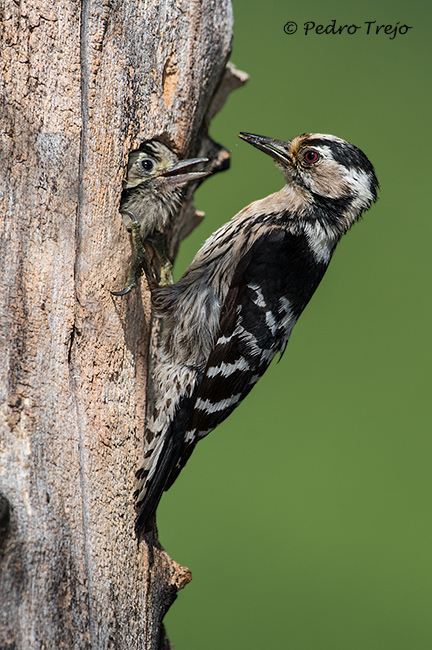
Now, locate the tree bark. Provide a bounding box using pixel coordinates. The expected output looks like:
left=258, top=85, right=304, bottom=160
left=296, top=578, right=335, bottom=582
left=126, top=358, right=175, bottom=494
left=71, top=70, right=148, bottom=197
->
left=0, top=1, right=243, bottom=647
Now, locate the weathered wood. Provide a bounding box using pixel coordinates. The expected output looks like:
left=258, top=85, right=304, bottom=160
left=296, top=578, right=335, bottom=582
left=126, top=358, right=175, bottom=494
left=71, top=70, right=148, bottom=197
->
left=0, top=0, right=239, bottom=647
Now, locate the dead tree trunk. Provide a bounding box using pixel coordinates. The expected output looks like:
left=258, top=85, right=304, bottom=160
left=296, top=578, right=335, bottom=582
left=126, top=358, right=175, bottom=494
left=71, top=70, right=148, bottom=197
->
left=0, top=1, right=244, bottom=647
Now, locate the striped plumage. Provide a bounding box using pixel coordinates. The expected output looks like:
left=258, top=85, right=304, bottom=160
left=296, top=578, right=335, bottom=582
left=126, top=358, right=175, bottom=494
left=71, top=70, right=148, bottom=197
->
left=113, top=140, right=209, bottom=294
left=120, top=140, right=209, bottom=240
left=135, top=132, right=379, bottom=537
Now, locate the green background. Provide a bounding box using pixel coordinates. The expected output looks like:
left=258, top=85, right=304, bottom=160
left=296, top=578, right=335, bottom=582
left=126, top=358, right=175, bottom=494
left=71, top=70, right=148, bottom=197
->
left=162, top=0, right=431, bottom=648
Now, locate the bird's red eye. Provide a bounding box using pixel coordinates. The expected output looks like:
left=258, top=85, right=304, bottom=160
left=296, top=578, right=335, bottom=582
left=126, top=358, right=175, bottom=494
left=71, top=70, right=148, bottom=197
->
left=303, top=150, right=320, bottom=164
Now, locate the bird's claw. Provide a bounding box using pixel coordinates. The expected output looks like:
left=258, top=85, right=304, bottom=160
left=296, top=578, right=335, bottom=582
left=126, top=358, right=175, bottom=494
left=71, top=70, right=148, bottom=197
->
left=111, top=279, right=136, bottom=296
left=159, top=261, right=174, bottom=287
left=147, top=231, right=174, bottom=286
left=112, top=219, right=152, bottom=296
left=112, top=214, right=174, bottom=295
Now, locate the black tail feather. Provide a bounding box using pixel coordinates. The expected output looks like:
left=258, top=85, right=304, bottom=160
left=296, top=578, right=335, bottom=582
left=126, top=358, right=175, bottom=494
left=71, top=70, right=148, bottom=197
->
left=134, top=392, right=198, bottom=540
left=135, top=433, right=179, bottom=538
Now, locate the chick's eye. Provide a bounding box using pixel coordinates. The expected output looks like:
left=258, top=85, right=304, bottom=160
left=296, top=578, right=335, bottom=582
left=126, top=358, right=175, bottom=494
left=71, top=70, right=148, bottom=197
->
left=303, top=150, right=320, bottom=164
left=140, top=158, right=155, bottom=172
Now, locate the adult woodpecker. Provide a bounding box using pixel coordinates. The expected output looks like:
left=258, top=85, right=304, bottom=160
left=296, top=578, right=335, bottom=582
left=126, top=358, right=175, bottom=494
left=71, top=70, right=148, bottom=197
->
left=134, top=132, right=379, bottom=537
left=112, top=140, right=209, bottom=295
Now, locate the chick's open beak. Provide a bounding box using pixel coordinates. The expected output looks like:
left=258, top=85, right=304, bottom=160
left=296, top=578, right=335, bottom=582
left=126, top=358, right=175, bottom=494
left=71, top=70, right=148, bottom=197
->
left=160, top=157, right=210, bottom=187
left=239, top=132, right=292, bottom=166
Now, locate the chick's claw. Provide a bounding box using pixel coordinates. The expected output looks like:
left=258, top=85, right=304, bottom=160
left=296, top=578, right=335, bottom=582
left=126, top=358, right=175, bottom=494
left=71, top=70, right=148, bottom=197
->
left=111, top=220, right=154, bottom=296
left=147, top=231, right=174, bottom=286
left=159, top=261, right=174, bottom=287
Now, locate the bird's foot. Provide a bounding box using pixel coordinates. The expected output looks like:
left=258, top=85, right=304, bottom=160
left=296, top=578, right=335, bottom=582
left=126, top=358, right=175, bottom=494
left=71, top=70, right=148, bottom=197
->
left=112, top=217, right=154, bottom=296
left=159, top=261, right=174, bottom=286
left=147, top=231, right=174, bottom=286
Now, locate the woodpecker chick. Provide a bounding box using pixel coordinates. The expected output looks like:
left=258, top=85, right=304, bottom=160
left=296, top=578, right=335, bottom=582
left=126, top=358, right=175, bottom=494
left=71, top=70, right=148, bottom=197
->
left=112, top=140, right=209, bottom=295
left=135, top=132, right=379, bottom=537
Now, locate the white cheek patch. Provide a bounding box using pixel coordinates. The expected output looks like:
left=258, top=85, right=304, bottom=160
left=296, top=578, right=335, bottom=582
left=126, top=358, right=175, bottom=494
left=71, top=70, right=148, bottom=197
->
left=342, top=167, right=374, bottom=212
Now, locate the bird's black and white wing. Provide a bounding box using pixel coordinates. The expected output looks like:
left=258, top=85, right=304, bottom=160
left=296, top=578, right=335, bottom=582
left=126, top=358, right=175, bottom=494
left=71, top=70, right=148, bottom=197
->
left=135, top=225, right=330, bottom=535
left=165, top=226, right=330, bottom=488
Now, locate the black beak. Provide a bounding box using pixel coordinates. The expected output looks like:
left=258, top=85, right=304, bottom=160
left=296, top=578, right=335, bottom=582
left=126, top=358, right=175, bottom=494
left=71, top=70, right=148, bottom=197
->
left=239, top=132, right=292, bottom=166
left=160, top=157, right=211, bottom=186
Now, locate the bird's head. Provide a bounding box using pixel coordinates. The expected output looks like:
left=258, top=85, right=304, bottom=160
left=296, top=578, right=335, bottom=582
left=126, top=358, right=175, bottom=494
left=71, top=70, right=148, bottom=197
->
left=239, top=132, right=379, bottom=226
left=123, top=140, right=210, bottom=195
